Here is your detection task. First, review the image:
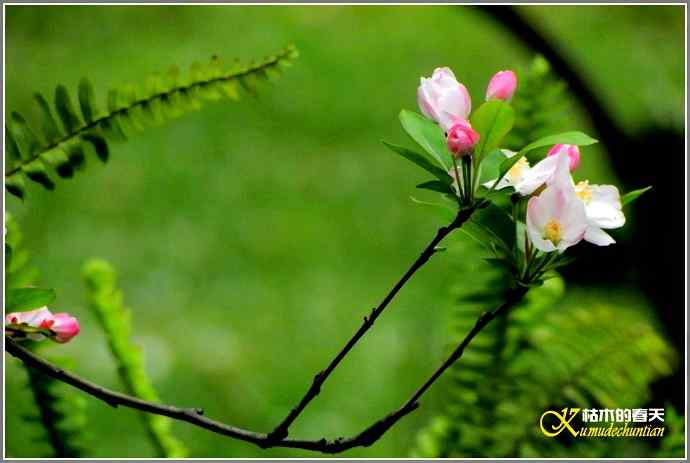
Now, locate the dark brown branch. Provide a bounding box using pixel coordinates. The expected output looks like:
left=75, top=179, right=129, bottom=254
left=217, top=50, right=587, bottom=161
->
left=265, top=204, right=478, bottom=441
left=4, top=283, right=527, bottom=454
left=397, top=285, right=528, bottom=408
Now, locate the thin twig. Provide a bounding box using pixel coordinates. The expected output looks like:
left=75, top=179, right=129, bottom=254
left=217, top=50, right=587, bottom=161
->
left=4, top=285, right=527, bottom=454
left=265, top=204, right=478, bottom=441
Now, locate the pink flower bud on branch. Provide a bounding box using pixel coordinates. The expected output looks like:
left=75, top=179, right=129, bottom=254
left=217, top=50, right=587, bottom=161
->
left=5, top=307, right=80, bottom=343
left=486, top=70, right=517, bottom=101
left=446, top=120, right=479, bottom=158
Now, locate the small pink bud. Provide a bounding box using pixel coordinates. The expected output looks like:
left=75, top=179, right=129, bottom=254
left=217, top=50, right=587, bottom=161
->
left=5, top=307, right=53, bottom=327
left=50, top=313, right=80, bottom=343
left=486, top=70, right=517, bottom=101
left=547, top=144, right=581, bottom=171
left=447, top=120, right=480, bottom=158
left=5, top=307, right=81, bottom=343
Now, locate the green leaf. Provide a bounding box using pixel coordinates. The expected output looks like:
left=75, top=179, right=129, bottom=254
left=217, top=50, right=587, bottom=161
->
left=220, top=79, right=240, bottom=100
left=78, top=77, right=99, bottom=123
left=82, top=133, right=109, bottom=163
left=410, top=195, right=457, bottom=222
left=5, top=173, right=26, bottom=199
left=382, top=141, right=451, bottom=184
left=66, top=143, right=86, bottom=170
left=470, top=100, right=515, bottom=163
left=55, top=85, right=83, bottom=133
left=483, top=257, right=518, bottom=276
left=399, top=110, right=453, bottom=170
left=6, top=287, right=56, bottom=312
left=240, top=72, right=259, bottom=96
left=8, top=112, right=42, bottom=159
left=416, top=180, right=455, bottom=195
left=544, top=255, right=577, bottom=271
left=477, top=149, right=505, bottom=186
left=470, top=202, right=516, bottom=255
left=33, top=93, right=63, bottom=143
left=621, top=186, right=652, bottom=206
left=6, top=128, right=22, bottom=161
left=41, top=146, right=74, bottom=178
left=22, top=159, right=55, bottom=190
left=519, top=131, right=597, bottom=159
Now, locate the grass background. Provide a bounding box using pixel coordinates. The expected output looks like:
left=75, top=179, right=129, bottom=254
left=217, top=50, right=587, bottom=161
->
left=4, top=5, right=685, bottom=458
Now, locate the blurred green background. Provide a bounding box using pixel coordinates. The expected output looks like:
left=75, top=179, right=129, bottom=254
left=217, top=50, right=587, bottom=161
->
left=4, top=5, right=684, bottom=458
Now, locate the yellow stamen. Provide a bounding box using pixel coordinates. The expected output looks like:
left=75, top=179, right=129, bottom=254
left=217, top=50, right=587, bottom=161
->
left=575, top=180, right=593, bottom=204
left=508, top=157, right=529, bottom=183
left=543, top=219, right=563, bottom=245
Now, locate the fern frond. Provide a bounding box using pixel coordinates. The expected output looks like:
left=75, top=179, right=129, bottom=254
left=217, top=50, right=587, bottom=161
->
left=5, top=212, right=40, bottom=288
left=25, top=351, right=90, bottom=457
left=5, top=45, right=298, bottom=199
left=82, top=259, right=188, bottom=458
left=496, top=295, right=677, bottom=457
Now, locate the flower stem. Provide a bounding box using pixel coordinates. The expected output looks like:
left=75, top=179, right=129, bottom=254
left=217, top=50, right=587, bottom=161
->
left=451, top=156, right=465, bottom=204
left=462, top=155, right=473, bottom=205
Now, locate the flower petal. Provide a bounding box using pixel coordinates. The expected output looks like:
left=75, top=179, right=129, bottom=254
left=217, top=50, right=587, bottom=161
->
left=584, top=226, right=616, bottom=246
left=587, top=185, right=625, bottom=229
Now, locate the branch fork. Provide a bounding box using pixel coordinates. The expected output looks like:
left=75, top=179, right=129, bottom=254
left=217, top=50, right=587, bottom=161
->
left=5, top=202, right=531, bottom=454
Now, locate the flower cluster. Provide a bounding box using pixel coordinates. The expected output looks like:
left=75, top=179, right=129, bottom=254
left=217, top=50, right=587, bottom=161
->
left=525, top=151, right=625, bottom=252
left=486, top=147, right=625, bottom=252
left=416, top=66, right=625, bottom=256
left=5, top=307, right=80, bottom=343
left=417, top=67, right=517, bottom=157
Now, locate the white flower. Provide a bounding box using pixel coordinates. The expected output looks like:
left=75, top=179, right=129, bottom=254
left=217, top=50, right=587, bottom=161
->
left=574, top=180, right=625, bottom=246
left=484, top=150, right=561, bottom=196
left=526, top=152, right=588, bottom=253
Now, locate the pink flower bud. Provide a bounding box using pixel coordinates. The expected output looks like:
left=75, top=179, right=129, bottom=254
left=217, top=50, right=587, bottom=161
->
left=5, top=307, right=80, bottom=343
left=5, top=307, right=53, bottom=327
left=50, top=313, right=80, bottom=343
left=485, top=70, right=517, bottom=101
left=418, top=67, right=472, bottom=131
left=447, top=120, right=480, bottom=157
left=547, top=144, right=581, bottom=171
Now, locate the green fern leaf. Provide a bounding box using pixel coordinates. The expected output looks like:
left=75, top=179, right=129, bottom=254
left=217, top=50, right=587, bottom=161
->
left=5, top=45, right=298, bottom=198
left=24, top=351, right=90, bottom=457
left=33, top=93, right=63, bottom=143
left=82, top=259, right=188, bottom=458
left=78, top=77, right=100, bottom=123
left=55, top=84, right=84, bottom=134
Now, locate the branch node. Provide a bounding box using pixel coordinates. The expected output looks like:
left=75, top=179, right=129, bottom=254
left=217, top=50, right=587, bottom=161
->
left=313, top=371, right=325, bottom=386
left=266, top=425, right=288, bottom=443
